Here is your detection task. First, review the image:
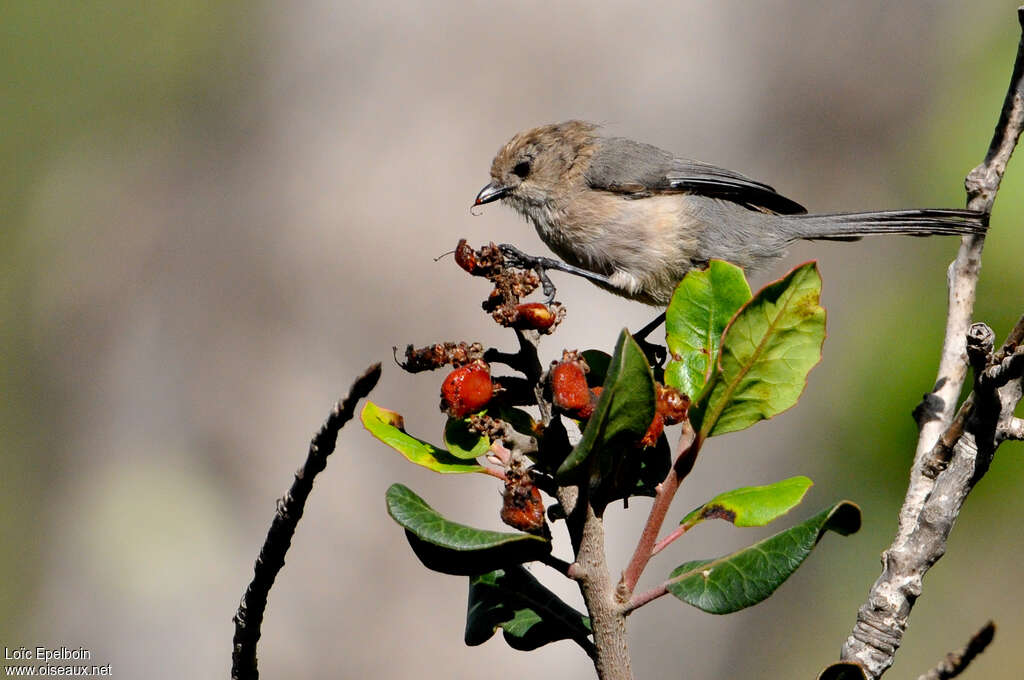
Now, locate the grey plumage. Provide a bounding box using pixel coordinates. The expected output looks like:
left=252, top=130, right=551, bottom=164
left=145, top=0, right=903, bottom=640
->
left=475, top=121, right=988, bottom=305
left=587, top=136, right=808, bottom=215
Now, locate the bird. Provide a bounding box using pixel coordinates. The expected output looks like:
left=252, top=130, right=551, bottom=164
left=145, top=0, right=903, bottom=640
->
left=473, top=120, right=987, bottom=307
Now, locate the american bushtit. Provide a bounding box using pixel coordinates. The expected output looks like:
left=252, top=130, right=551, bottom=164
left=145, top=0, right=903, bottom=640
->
left=474, top=121, right=987, bottom=305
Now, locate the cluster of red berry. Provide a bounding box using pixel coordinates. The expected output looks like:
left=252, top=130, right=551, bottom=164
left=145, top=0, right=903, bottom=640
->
left=395, top=241, right=690, bottom=534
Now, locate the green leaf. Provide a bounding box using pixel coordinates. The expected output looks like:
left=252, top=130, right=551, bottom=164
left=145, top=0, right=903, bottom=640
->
left=444, top=417, right=491, bottom=459
left=666, top=501, right=860, bottom=614
left=362, top=402, right=484, bottom=473
left=386, top=484, right=550, bottom=575
left=444, top=408, right=537, bottom=460
left=466, top=566, right=592, bottom=652
left=598, top=430, right=672, bottom=507
left=817, top=663, right=869, bottom=680
left=557, top=330, right=655, bottom=479
left=665, top=260, right=752, bottom=400
left=490, top=406, right=538, bottom=441
left=699, top=262, right=826, bottom=437
left=679, top=476, right=813, bottom=528
left=580, top=349, right=611, bottom=388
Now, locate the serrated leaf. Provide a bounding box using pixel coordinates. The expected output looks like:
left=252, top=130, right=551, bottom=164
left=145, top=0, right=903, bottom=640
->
left=362, top=402, right=484, bottom=473
left=444, top=417, right=490, bottom=459
left=385, top=484, right=550, bottom=575
left=699, top=262, right=826, bottom=437
left=557, top=330, right=655, bottom=479
left=679, top=476, right=813, bottom=528
left=665, top=260, right=752, bottom=400
left=466, top=566, right=591, bottom=652
left=666, top=501, right=860, bottom=614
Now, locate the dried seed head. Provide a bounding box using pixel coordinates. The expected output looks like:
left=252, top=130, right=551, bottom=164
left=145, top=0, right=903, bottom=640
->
left=397, top=342, right=485, bottom=373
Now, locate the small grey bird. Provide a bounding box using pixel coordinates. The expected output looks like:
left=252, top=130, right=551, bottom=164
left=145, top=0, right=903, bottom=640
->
left=474, top=121, right=987, bottom=306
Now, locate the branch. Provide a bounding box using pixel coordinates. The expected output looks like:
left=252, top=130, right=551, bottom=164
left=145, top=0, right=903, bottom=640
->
left=622, top=580, right=670, bottom=615
left=1001, top=415, right=1024, bottom=440
left=902, top=6, right=1023, bottom=540
left=838, top=9, right=1024, bottom=677
left=617, top=425, right=698, bottom=599
left=503, top=320, right=633, bottom=679
left=561, top=489, right=633, bottom=680
left=231, top=363, right=382, bottom=680
left=916, top=621, right=995, bottom=680
left=839, top=322, right=1022, bottom=679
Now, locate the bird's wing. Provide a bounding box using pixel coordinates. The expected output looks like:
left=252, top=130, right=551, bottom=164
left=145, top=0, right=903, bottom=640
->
left=586, top=137, right=807, bottom=215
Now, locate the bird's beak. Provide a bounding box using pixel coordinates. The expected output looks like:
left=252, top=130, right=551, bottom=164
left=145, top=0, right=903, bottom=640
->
left=474, top=181, right=510, bottom=206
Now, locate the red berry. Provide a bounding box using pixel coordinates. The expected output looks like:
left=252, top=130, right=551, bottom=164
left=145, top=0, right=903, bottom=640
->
left=514, top=302, right=557, bottom=331
left=440, top=360, right=492, bottom=417
left=655, top=384, right=689, bottom=425
left=551, top=358, right=594, bottom=419
left=501, top=480, right=546, bottom=533
left=640, top=413, right=665, bottom=448
left=454, top=239, right=479, bottom=274
left=640, top=385, right=690, bottom=447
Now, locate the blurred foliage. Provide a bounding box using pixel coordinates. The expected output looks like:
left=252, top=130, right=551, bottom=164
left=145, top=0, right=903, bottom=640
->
left=0, top=0, right=251, bottom=645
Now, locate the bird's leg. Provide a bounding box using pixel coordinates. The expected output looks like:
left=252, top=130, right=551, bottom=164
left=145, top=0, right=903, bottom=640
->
left=498, top=244, right=668, bottom=365
left=632, top=312, right=667, bottom=367
left=498, top=244, right=615, bottom=303
left=633, top=312, right=666, bottom=343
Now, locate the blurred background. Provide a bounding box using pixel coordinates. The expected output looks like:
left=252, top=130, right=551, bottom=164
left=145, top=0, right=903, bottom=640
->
left=2, top=2, right=1022, bottom=678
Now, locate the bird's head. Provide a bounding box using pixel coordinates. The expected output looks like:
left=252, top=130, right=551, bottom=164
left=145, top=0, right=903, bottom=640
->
left=474, top=121, right=598, bottom=211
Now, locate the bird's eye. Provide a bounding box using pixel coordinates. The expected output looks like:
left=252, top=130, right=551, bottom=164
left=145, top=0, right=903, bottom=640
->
left=512, top=160, right=531, bottom=178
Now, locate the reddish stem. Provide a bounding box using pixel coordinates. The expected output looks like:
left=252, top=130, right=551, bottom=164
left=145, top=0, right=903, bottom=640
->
left=480, top=466, right=508, bottom=481
left=617, top=424, right=699, bottom=600
left=650, top=522, right=692, bottom=557
left=623, top=582, right=670, bottom=615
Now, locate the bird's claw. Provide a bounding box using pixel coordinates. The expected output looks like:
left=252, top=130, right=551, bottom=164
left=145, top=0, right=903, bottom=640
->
left=499, top=243, right=558, bottom=303
left=497, top=243, right=534, bottom=269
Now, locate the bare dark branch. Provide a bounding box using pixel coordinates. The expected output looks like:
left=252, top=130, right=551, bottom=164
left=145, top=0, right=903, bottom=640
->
left=231, top=363, right=382, bottom=680
left=916, top=621, right=995, bottom=680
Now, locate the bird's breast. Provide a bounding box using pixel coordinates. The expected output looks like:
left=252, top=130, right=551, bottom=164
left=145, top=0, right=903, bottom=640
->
left=513, top=191, right=705, bottom=285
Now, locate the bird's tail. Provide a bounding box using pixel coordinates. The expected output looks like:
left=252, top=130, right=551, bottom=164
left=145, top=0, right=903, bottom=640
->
left=784, top=209, right=988, bottom=242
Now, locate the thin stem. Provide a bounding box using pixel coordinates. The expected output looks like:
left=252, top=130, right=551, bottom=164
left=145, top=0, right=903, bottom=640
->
left=650, top=522, right=692, bottom=558
left=480, top=466, right=508, bottom=481
left=538, top=553, right=574, bottom=576
left=623, top=582, right=670, bottom=615
left=916, top=621, right=995, bottom=680
left=617, top=423, right=698, bottom=599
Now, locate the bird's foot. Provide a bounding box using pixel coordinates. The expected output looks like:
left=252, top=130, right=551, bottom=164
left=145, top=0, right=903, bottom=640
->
left=498, top=243, right=621, bottom=305
left=498, top=244, right=561, bottom=303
